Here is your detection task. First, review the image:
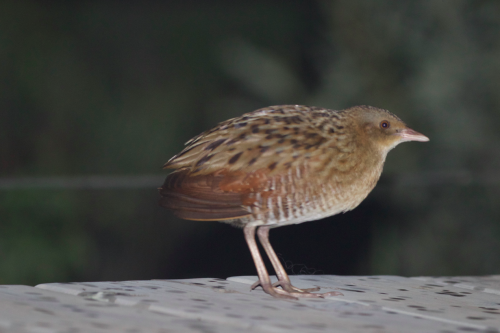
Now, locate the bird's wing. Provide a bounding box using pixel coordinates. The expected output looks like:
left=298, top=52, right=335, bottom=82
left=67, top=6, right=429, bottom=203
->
left=159, top=168, right=253, bottom=221
left=160, top=105, right=354, bottom=221
left=159, top=164, right=320, bottom=222
left=163, top=106, right=336, bottom=175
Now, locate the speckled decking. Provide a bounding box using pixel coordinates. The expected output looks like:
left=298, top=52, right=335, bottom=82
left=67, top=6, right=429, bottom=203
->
left=0, top=275, right=499, bottom=332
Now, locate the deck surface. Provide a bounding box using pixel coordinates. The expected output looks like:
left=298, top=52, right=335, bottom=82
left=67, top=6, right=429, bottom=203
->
left=0, top=275, right=499, bottom=332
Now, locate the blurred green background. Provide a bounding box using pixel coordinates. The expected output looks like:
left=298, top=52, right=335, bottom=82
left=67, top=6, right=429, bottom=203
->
left=1, top=0, right=499, bottom=285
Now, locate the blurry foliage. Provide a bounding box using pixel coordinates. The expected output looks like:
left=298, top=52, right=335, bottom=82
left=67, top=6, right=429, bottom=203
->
left=0, top=190, right=89, bottom=284
left=0, top=0, right=499, bottom=285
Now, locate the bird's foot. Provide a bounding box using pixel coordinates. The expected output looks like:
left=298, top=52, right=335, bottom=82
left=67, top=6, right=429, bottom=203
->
left=250, top=279, right=343, bottom=299
left=272, top=281, right=320, bottom=293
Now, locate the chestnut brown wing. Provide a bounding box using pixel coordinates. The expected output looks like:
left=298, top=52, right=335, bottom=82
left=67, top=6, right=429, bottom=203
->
left=159, top=164, right=317, bottom=223
left=159, top=168, right=253, bottom=221
left=160, top=105, right=356, bottom=222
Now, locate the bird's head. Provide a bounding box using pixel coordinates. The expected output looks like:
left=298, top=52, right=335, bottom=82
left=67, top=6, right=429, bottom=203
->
left=349, top=105, right=429, bottom=153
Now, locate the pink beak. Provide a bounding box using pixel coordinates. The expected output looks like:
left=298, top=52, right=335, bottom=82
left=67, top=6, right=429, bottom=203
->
left=397, top=128, right=429, bottom=142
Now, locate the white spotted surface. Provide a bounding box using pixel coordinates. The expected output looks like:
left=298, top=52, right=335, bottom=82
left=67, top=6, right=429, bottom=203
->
left=0, top=284, right=237, bottom=333
left=0, top=275, right=498, bottom=332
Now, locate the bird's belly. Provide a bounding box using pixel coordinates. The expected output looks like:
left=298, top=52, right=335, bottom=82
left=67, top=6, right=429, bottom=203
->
left=238, top=177, right=377, bottom=227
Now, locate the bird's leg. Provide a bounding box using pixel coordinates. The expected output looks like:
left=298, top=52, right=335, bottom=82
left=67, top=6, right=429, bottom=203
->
left=256, top=226, right=343, bottom=298
left=243, top=224, right=297, bottom=300
left=256, top=226, right=318, bottom=293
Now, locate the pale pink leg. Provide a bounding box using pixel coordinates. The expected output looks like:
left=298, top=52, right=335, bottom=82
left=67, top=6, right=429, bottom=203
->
left=254, top=226, right=343, bottom=298
left=243, top=225, right=297, bottom=300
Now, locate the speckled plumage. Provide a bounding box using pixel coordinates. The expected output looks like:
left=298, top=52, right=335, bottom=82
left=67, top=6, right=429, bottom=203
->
left=159, top=104, right=428, bottom=299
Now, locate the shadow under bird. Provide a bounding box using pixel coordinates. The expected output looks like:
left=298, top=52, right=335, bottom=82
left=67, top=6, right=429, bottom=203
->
left=159, top=105, right=429, bottom=300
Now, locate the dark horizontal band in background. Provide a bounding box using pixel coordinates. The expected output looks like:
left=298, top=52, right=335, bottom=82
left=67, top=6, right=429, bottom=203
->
left=0, top=171, right=497, bottom=190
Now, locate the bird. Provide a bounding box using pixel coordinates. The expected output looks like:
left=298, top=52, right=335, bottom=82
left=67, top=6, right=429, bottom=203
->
left=159, top=104, right=429, bottom=300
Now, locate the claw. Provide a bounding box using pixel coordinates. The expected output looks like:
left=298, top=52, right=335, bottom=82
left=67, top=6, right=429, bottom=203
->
left=251, top=279, right=343, bottom=298
left=271, top=280, right=320, bottom=293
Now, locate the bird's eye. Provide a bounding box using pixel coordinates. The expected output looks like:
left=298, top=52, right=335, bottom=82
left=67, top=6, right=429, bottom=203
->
left=380, top=120, right=390, bottom=129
